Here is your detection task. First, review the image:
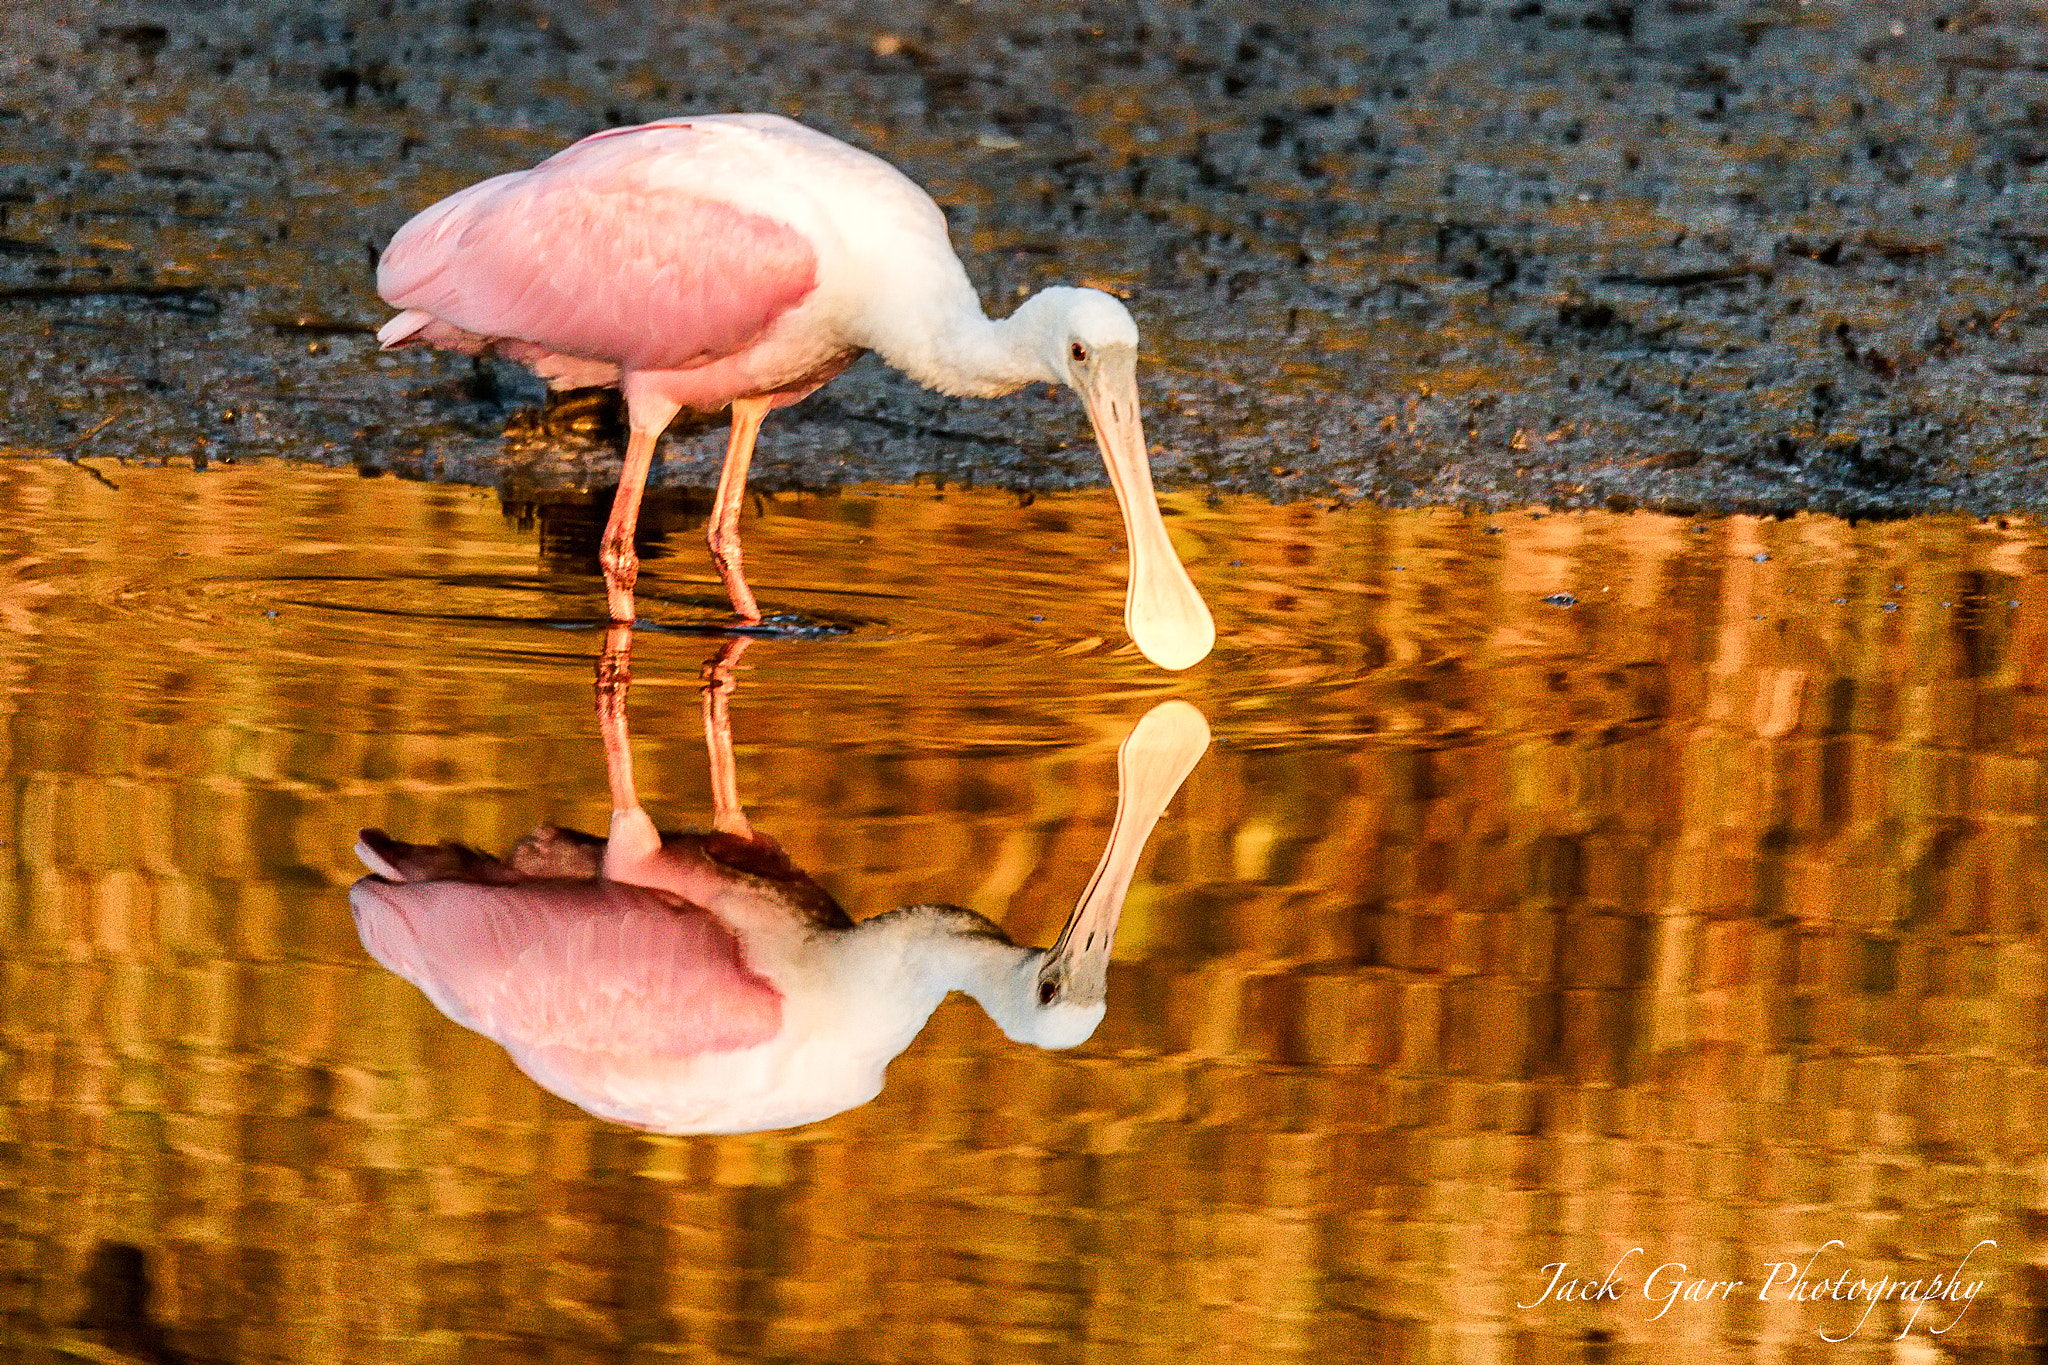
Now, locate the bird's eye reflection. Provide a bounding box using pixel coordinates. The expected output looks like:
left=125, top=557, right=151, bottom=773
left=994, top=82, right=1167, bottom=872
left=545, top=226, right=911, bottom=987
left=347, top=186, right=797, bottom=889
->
left=348, top=630, right=1209, bottom=1135
left=1070, top=341, right=1089, bottom=363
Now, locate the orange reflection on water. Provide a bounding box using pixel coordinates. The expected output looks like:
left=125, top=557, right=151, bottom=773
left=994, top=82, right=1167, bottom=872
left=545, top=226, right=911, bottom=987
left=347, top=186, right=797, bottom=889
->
left=0, top=459, right=2042, bottom=1361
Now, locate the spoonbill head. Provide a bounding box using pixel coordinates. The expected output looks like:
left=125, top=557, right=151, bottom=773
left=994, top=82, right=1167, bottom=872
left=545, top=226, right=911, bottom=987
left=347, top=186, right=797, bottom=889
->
left=1001, top=287, right=1213, bottom=671
left=348, top=633, right=1208, bottom=1133
left=375, top=113, right=1215, bottom=669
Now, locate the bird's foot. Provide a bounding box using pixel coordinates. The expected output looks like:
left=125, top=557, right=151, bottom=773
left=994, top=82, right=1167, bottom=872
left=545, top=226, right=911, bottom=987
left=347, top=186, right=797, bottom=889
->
left=603, top=570, right=638, bottom=626
left=705, top=529, right=760, bottom=623
left=600, top=532, right=639, bottom=617
left=714, top=578, right=760, bottom=623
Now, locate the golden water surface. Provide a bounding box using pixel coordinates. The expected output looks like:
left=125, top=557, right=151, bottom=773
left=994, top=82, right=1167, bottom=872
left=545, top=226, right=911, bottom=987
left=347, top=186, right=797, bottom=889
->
left=2, top=459, right=2044, bottom=1363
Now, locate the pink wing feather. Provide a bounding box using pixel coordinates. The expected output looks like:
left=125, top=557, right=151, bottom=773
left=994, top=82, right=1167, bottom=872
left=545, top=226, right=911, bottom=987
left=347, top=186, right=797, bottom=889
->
left=377, top=124, right=819, bottom=373
left=351, top=876, right=782, bottom=1060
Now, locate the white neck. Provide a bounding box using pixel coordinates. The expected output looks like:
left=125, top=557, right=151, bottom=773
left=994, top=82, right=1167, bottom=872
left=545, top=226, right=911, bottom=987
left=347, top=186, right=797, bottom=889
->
left=865, top=287, right=1073, bottom=399
left=844, top=904, right=1041, bottom=1029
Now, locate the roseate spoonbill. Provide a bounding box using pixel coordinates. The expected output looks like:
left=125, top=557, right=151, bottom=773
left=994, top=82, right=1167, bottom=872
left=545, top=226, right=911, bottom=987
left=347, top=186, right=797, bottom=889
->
left=376, top=113, right=1214, bottom=670
left=349, top=632, right=1208, bottom=1133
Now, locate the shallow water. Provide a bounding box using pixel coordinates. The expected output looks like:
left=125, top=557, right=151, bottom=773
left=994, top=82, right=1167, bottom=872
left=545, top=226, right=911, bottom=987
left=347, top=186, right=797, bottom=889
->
left=4, top=458, right=2046, bottom=1362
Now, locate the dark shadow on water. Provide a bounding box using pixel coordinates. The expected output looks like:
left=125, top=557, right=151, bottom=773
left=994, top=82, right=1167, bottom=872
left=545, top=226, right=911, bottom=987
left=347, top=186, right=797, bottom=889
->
left=629, top=611, right=860, bottom=641
left=284, top=591, right=870, bottom=639
left=74, top=1240, right=206, bottom=1365
left=501, top=482, right=713, bottom=570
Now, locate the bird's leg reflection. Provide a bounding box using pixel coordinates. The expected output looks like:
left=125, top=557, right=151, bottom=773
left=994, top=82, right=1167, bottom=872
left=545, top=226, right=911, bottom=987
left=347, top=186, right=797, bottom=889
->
left=350, top=644, right=1209, bottom=1134
left=601, top=626, right=752, bottom=838
left=699, top=636, right=753, bottom=838
left=597, top=621, right=638, bottom=814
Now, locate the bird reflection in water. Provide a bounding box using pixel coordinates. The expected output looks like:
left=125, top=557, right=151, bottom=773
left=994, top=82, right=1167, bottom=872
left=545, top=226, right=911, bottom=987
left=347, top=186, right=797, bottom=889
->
left=349, top=629, right=1208, bottom=1134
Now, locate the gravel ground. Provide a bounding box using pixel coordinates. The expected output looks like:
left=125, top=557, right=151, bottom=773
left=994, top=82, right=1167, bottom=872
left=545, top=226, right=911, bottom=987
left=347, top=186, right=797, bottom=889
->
left=6, top=0, right=2048, bottom=516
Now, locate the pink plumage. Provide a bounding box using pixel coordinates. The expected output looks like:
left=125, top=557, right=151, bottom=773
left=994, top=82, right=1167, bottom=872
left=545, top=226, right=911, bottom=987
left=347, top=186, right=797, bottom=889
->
left=352, top=875, right=784, bottom=1061
left=379, top=122, right=823, bottom=386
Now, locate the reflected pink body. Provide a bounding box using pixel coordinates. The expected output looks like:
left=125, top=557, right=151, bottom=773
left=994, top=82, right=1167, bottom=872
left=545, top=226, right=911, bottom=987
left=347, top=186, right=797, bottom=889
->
left=354, top=878, right=782, bottom=1056
left=350, top=824, right=859, bottom=1131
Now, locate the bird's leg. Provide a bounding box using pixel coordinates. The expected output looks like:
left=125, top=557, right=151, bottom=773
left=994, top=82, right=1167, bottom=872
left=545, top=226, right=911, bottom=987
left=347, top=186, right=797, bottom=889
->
left=708, top=395, right=772, bottom=624
left=699, top=636, right=753, bottom=839
left=601, top=390, right=681, bottom=623
left=599, top=426, right=657, bottom=624
left=596, top=621, right=638, bottom=815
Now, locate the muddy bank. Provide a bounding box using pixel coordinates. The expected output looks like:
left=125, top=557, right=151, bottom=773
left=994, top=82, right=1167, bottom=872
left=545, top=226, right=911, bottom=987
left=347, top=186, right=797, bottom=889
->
left=4, top=0, right=2046, bottom=517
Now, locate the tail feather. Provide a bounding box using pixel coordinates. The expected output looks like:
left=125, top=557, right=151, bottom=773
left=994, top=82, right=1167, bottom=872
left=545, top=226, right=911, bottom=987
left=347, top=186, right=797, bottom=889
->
left=355, top=828, right=518, bottom=884
left=376, top=308, right=434, bottom=349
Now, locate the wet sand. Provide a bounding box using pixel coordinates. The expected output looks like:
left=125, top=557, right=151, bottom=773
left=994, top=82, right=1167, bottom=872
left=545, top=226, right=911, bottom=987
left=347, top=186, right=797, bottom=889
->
left=4, top=0, right=2045, bottom=516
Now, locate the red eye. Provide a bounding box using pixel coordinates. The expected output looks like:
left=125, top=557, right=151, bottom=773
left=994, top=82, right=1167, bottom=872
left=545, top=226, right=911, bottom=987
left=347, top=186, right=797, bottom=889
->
left=1070, top=342, right=1088, bottom=363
